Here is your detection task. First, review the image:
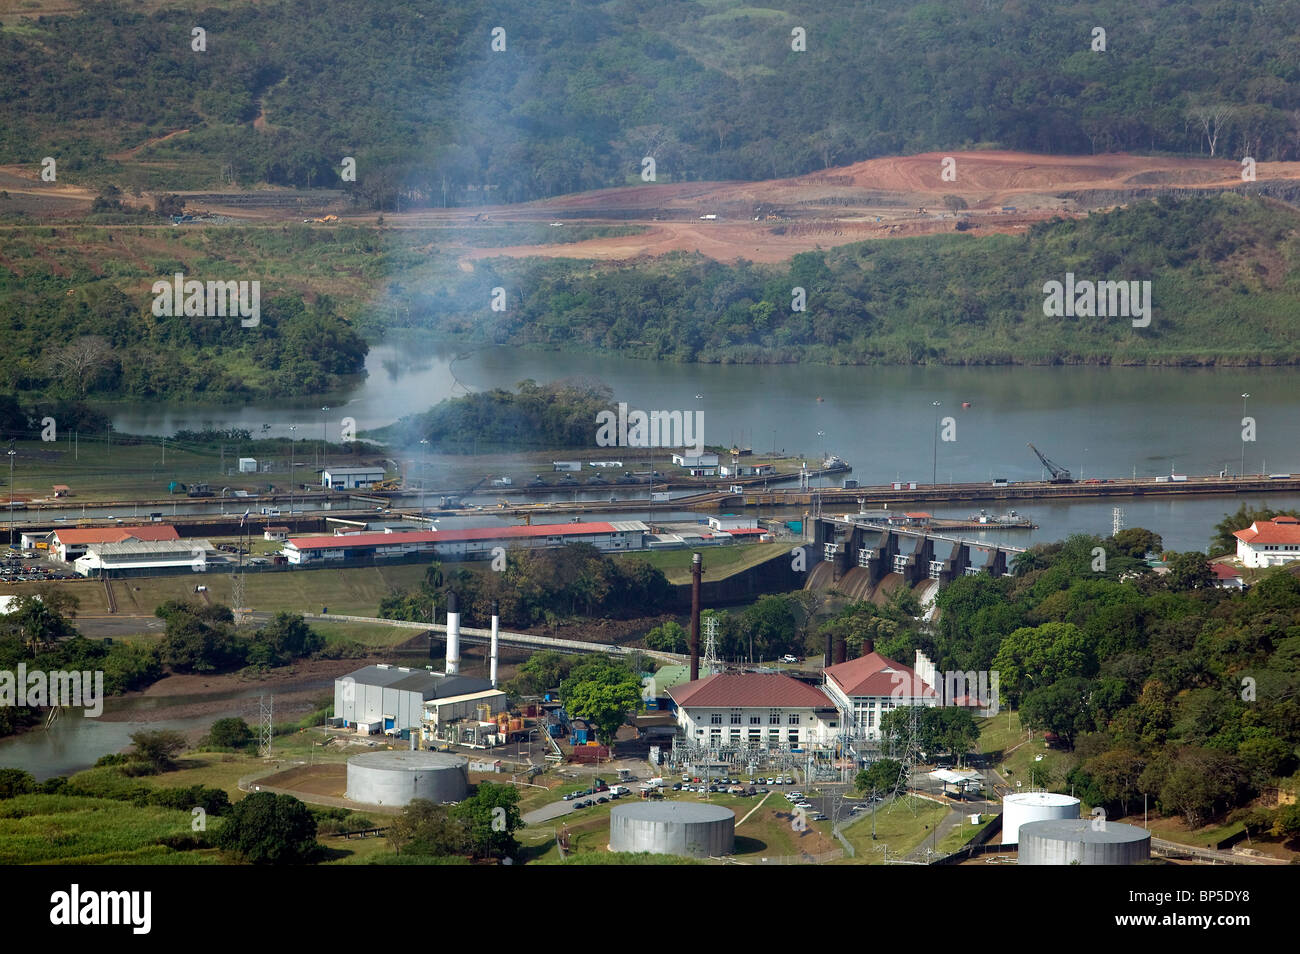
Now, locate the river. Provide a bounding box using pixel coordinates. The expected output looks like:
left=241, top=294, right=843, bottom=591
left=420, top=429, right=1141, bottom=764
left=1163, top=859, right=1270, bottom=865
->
left=107, top=342, right=1299, bottom=552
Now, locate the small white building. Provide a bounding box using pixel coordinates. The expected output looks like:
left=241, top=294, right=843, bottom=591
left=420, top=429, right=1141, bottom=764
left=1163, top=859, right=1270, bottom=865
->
left=1234, top=517, right=1300, bottom=568
left=708, top=514, right=758, bottom=532
left=322, top=466, right=387, bottom=490
left=263, top=526, right=291, bottom=542
left=552, top=461, right=583, bottom=472
left=672, top=452, right=719, bottom=468
left=238, top=458, right=258, bottom=473
left=669, top=673, right=841, bottom=749
left=719, top=463, right=774, bottom=478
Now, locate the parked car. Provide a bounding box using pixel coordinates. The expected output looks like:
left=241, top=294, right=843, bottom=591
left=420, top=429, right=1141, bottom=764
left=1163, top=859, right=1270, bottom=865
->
left=780, top=654, right=799, bottom=664
left=596, top=796, right=609, bottom=804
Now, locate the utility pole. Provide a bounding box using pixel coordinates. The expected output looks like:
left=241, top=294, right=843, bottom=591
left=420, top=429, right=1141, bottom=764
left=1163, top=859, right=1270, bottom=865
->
left=931, top=401, right=942, bottom=485
left=1240, top=392, right=1250, bottom=477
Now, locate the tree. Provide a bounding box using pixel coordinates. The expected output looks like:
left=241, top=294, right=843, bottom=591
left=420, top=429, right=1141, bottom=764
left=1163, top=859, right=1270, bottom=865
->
left=0, top=767, right=36, bottom=799
left=451, top=782, right=523, bottom=859
left=1020, top=678, right=1094, bottom=750
left=217, top=791, right=319, bottom=864
left=991, top=622, right=1093, bottom=706
left=856, top=758, right=904, bottom=796
left=155, top=600, right=245, bottom=673
left=1084, top=749, right=1146, bottom=817
left=388, top=799, right=469, bottom=857
left=1165, top=552, right=1214, bottom=592
left=1112, top=528, right=1163, bottom=559
left=644, top=620, right=688, bottom=654
left=45, top=336, right=114, bottom=397
left=209, top=717, right=254, bottom=750
left=130, top=729, right=187, bottom=771
left=247, top=613, right=323, bottom=667
left=563, top=666, right=643, bottom=746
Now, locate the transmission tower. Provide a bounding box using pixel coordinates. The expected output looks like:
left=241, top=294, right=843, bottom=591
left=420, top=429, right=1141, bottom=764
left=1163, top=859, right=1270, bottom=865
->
left=1112, top=506, right=1125, bottom=537
left=231, top=572, right=246, bottom=625
left=258, top=694, right=274, bottom=758
left=702, top=615, right=721, bottom=675
left=883, top=700, right=924, bottom=816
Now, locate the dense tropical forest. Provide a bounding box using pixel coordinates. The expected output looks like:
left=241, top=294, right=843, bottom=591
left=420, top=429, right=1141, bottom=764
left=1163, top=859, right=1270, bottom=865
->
left=5, top=0, right=1300, bottom=201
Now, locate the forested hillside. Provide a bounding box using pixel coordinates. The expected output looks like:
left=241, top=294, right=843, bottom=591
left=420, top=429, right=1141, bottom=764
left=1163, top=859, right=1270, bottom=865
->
left=5, top=0, right=1300, bottom=203
left=417, top=194, right=1300, bottom=366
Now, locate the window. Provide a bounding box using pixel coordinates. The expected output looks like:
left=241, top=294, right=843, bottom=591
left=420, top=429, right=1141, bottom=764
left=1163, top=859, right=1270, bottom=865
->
left=750, top=716, right=761, bottom=725
left=748, top=729, right=761, bottom=741
left=769, top=709, right=781, bottom=725
left=710, top=712, right=722, bottom=725
left=788, top=713, right=800, bottom=725
left=788, top=730, right=799, bottom=743
left=730, top=710, right=742, bottom=725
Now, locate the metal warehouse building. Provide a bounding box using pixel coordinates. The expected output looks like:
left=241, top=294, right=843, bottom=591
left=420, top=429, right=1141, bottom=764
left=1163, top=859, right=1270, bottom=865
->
left=334, top=664, right=500, bottom=734
left=285, top=520, right=649, bottom=565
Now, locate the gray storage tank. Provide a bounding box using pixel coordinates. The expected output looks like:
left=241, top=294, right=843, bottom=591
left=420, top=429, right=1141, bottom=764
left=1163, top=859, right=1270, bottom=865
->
left=609, top=802, right=735, bottom=858
left=1018, top=818, right=1151, bottom=865
left=345, top=750, right=468, bottom=807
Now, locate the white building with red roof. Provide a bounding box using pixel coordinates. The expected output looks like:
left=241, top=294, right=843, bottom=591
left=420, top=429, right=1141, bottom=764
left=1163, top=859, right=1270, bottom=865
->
left=1233, top=516, right=1300, bottom=568
left=667, top=673, right=841, bottom=749
left=29, top=525, right=182, bottom=563
left=821, top=646, right=939, bottom=741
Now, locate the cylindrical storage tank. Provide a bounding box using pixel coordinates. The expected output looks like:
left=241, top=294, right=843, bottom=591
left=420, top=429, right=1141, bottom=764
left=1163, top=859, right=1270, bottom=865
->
left=609, top=803, right=735, bottom=858
left=1002, top=791, right=1080, bottom=844
left=1018, top=819, right=1151, bottom=865
left=345, top=750, right=468, bottom=807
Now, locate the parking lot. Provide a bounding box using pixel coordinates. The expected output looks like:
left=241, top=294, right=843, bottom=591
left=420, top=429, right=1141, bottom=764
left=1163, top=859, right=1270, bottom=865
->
left=1, top=549, right=77, bottom=584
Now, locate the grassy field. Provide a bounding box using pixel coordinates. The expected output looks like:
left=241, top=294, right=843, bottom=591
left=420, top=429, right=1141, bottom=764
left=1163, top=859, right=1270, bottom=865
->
left=833, top=796, right=949, bottom=864
left=0, top=793, right=218, bottom=865
left=616, top=542, right=790, bottom=584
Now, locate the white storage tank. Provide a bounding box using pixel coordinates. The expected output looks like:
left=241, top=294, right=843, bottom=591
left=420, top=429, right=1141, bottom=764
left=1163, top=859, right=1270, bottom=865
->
left=1018, top=818, right=1151, bottom=865
left=345, top=750, right=468, bottom=807
left=609, top=802, right=735, bottom=858
left=1002, top=791, right=1080, bottom=844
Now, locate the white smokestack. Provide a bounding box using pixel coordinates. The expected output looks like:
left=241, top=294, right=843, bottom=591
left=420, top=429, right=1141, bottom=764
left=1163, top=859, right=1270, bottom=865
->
left=445, top=591, right=460, bottom=675
left=489, top=599, right=500, bottom=689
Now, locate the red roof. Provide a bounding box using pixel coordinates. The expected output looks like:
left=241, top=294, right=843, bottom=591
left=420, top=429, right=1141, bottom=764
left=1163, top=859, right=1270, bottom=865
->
left=1234, top=519, right=1300, bottom=546
left=287, top=522, right=626, bottom=551
left=903, top=512, right=932, bottom=519
left=824, top=651, right=937, bottom=699
left=669, top=673, right=835, bottom=709
left=722, top=527, right=767, bottom=536
left=53, top=526, right=181, bottom=545
left=1210, top=563, right=1243, bottom=580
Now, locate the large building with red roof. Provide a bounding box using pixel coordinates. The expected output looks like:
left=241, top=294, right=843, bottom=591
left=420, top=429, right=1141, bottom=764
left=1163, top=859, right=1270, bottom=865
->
left=821, top=647, right=939, bottom=741
left=27, top=525, right=181, bottom=563
left=282, top=521, right=648, bottom=565
left=1233, top=516, right=1300, bottom=568
left=668, top=673, right=842, bottom=748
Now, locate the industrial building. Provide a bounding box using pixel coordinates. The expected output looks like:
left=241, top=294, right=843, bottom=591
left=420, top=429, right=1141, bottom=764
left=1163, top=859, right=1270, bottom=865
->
left=1233, top=516, right=1300, bottom=568
left=608, top=802, right=735, bottom=858
left=284, top=521, right=648, bottom=565
left=821, top=647, right=938, bottom=742
left=320, top=466, right=387, bottom=489
left=1018, top=818, right=1151, bottom=865
left=1001, top=791, right=1081, bottom=844
left=333, top=665, right=499, bottom=735
left=669, top=673, right=841, bottom=749
left=23, top=525, right=181, bottom=563
left=345, top=751, right=469, bottom=807
left=73, top=539, right=216, bottom=578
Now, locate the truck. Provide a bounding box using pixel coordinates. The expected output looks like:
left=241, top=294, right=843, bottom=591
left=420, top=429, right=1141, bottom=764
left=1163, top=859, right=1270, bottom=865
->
left=650, top=492, right=670, bottom=502
left=186, top=483, right=213, bottom=498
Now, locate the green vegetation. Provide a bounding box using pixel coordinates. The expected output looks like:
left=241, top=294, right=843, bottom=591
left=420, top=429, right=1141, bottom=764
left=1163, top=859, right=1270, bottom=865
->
left=435, top=196, right=1300, bottom=366
left=376, top=379, right=617, bottom=453
left=379, top=547, right=672, bottom=629
left=922, top=530, right=1300, bottom=836
left=155, top=601, right=324, bottom=673
left=216, top=790, right=319, bottom=864
left=561, top=659, right=644, bottom=746
left=7, top=1, right=1300, bottom=198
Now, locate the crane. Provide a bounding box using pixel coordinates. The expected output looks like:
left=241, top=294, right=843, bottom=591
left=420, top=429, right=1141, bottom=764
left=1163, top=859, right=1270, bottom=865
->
left=1027, top=443, right=1073, bottom=483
